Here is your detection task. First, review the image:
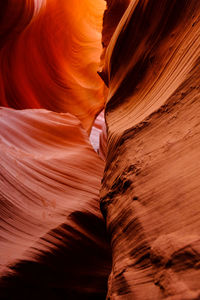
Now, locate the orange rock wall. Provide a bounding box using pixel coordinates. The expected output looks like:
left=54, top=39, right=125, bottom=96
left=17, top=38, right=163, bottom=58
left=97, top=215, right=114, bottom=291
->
left=0, top=0, right=106, bottom=132
left=101, top=0, right=200, bottom=298
left=0, top=1, right=111, bottom=298
left=1, top=0, right=200, bottom=299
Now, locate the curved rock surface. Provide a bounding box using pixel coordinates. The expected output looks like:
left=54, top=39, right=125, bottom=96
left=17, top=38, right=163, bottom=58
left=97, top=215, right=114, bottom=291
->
left=90, top=111, right=107, bottom=161
left=102, top=0, right=131, bottom=49
left=99, top=0, right=131, bottom=83
left=1, top=0, right=200, bottom=298
left=100, top=0, right=200, bottom=298
left=0, top=0, right=106, bottom=132
left=0, top=107, right=111, bottom=298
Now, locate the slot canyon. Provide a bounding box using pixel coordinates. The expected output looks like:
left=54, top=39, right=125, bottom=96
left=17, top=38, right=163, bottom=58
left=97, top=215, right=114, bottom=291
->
left=0, top=0, right=200, bottom=299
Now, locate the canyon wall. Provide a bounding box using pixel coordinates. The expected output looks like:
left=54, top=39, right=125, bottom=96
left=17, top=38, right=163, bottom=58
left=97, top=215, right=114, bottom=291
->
left=0, top=0, right=106, bottom=132
left=101, top=0, right=200, bottom=299
left=0, top=1, right=111, bottom=298
left=0, top=107, right=111, bottom=299
left=1, top=0, right=200, bottom=299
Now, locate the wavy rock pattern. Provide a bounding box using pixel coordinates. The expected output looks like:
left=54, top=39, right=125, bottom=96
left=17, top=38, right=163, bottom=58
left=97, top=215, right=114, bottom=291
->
left=102, top=0, right=131, bottom=49
left=99, top=0, right=131, bottom=84
left=101, top=0, right=200, bottom=298
left=0, top=0, right=105, bottom=132
left=1, top=0, right=200, bottom=299
left=0, top=108, right=111, bottom=298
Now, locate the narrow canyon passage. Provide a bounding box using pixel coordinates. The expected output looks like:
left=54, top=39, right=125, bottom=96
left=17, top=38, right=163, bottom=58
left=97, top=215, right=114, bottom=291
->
left=0, top=0, right=200, bottom=299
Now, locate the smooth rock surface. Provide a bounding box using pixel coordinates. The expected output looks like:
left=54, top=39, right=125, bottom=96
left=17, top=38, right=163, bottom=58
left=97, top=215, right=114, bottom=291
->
left=0, top=0, right=106, bottom=132
left=0, top=107, right=111, bottom=299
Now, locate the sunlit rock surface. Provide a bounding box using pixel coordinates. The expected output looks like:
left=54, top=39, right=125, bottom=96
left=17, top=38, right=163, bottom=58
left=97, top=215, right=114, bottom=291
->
left=0, top=108, right=111, bottom=298
left=100, top=0, right=200, bottom=298
left=90, top=111, right=105, bottom=151
left=0, top=1, right=111, bottom=298
left=1, top=0, right=200, bottom=298
left=0, top=0, right=105, bottom=132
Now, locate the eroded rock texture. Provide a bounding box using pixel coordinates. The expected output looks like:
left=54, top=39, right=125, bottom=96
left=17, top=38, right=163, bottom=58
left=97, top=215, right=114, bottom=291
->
left=101, top=0, right=200, bottom=299
left=0, top=1, right=112, bottom=298
left=0, top=108, right=111, bottom=299
left=1, top=0, right=200, bottom=299
left=0, top=0, right=106, bottom=132
left=99, top=0, right=131, bottom=84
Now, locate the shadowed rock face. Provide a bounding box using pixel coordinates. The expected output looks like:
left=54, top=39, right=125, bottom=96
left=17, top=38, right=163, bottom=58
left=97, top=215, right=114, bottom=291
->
left=99, top=0, right=131, bottom=85
left=1, top=0, right=200, bottom=299
left=100, top=0, right=200, bottom=298
left=0, top=108, right=111, bottom=299
left=0, top=2, right=112, bottom=298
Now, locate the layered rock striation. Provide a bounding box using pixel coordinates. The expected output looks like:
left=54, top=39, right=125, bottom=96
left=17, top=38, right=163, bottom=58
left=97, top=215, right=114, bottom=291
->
left=0, top=108, right=111, bottom=299
left=1, top=0, right=200, bottom=299
left=0, top=0, right=106, bottom=132
left=100, top=0, right=200, bottom=298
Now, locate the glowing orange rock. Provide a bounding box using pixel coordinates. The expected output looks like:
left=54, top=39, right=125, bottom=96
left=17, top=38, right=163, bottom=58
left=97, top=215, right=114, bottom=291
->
left=0, top=0, right=106, bottom=132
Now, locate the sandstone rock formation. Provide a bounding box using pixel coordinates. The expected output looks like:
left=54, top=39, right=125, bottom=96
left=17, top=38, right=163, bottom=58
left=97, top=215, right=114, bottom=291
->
left=0, top=1, right=112, bottom=298
left=100, top=0, right=200, bottom=298
left=0, top=0, right=105, bottom=132
left=1, top=0, right=200, bottom=299
left=0, top=107, right=111, bottom=298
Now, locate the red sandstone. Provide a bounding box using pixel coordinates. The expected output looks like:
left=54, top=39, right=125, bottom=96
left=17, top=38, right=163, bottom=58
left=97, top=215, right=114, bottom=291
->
left=0, top=0, right=200, bottom=299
